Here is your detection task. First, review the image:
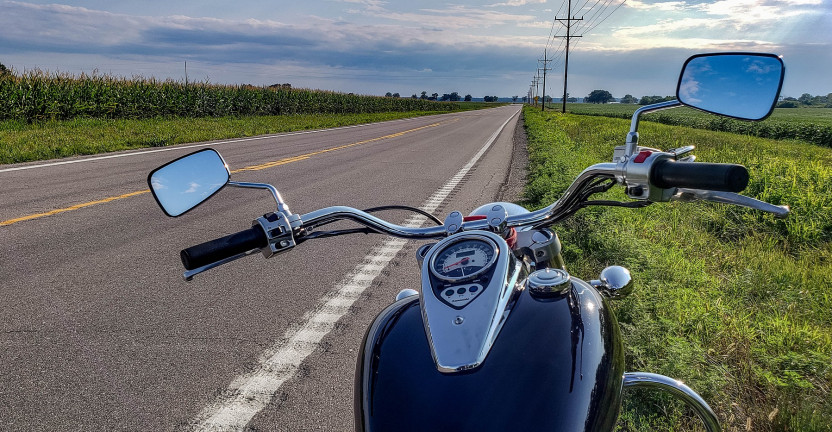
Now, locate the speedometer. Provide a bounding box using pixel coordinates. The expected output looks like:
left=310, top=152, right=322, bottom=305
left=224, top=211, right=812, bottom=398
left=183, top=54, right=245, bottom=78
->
left=430, top=238, right=498, bottom=282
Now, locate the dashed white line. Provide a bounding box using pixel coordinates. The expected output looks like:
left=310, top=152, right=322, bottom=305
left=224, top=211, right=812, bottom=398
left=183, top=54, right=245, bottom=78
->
left=189, top=107, right=520, bottom=431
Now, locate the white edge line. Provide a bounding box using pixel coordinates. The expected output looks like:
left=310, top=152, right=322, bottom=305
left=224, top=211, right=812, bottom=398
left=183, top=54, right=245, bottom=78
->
left=0, top=113, right=464, bottom=174
left=190, top=106, right=520, bottom=431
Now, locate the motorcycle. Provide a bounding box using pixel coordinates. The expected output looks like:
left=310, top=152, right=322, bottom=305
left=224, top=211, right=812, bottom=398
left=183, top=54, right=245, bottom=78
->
left=147, top=52, right=787, bottom=431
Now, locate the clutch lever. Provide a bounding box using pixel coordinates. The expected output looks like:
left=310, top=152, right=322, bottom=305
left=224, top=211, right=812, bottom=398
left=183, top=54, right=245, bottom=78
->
left=672, top=188, right=790, bottom=218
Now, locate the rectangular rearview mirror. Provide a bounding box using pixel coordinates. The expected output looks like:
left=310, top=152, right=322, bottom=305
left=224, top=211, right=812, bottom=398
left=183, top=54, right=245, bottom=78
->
left=147, top=149, right=230, bottom=217
left=677, top=53, right=784, bottom=121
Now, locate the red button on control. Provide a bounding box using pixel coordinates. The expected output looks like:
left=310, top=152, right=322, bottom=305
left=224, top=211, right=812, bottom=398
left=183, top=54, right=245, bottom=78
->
left=633, top=151, right=652, bottom=163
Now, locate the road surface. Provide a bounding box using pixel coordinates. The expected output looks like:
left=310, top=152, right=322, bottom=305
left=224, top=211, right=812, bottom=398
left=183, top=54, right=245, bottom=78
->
left=0, top=105, right=522, bottom=430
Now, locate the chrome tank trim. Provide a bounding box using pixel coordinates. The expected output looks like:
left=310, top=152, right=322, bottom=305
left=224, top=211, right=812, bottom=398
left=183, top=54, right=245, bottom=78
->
left=623, top=372, right=721, bottom=432
left=419, top=231, right=522, bottom=373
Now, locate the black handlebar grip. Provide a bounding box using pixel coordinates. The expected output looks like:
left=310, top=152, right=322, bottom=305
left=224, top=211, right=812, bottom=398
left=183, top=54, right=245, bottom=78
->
left=180, top=226, right=268, bottom=270
left=650, top=160, right=749, bottom=192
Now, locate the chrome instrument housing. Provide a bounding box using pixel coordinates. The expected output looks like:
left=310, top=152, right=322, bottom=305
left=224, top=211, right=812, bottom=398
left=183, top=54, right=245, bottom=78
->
left=419, top=231, right=523, bottom=373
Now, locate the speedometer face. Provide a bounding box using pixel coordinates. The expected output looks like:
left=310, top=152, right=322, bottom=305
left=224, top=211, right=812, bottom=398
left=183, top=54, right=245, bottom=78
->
left=431, top=239, right=497, bottom=281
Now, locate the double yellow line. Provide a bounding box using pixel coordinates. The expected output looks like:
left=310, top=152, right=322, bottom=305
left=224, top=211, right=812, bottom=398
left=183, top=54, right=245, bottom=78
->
left=1, top=121, right=444, bottom=227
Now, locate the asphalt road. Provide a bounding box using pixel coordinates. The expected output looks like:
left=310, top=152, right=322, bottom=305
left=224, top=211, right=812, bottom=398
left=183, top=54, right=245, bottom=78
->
left=0, top=105, right=522, bottom=431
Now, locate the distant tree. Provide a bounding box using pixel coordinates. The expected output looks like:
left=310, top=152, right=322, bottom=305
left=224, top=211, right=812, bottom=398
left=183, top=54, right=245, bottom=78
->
left=450, top=92, right=461, bottom=102
left=620, top=94, right=638, bottom=104
left=464, top=94, right=472, bottom=102
left=411, top=94, right=418, bottom=99
left=522, top=96, right=528, bottom=103
left=430, top=93, right=439, bottom=101
left=567, top=96, right=577, bottom=102
left=483, top=96, right=499, bottom=102
left=639, top=95, right=676, bottom=105
left=544, top=95, right=552, bottom=103
left=420, top=91, right=428, bottom=100
left=392, top=92, right=400, bottom=98
left=281, top=83, right=291, bottom=89
left=512, top=95, right=518, bottom=102
left=798, top=93, right=813, bottom=105
left=385, top=92, right=393, bottom=97
left=440, top=93, right=451, bottom=101
left=777, top=100, right=799, bottom=108
left=0, top=62, right=8, bottom=76
left=586, top=89, right=614, bottom=104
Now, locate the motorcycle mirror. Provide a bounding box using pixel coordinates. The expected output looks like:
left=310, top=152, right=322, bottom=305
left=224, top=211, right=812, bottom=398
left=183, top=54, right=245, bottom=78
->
left=147, top=148, right=230, bottom=217
left=676, top=53, right=784, bottom=121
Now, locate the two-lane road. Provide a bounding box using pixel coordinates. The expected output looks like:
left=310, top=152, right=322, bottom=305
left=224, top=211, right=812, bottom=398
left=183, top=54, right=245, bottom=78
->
left=0, top=105, right=522, bottom=430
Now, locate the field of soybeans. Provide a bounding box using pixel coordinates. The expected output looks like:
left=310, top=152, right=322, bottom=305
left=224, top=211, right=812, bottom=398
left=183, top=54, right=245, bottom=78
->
left=557, top=103, right=832, bottom=148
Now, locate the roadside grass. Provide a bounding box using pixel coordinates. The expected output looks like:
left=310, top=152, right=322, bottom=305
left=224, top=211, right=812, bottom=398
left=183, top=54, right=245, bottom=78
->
left=559, top=104, right=832, bottom=148
left=0, top=110, right=480, bottom=164
left=521, top=106, right=831, bottom=431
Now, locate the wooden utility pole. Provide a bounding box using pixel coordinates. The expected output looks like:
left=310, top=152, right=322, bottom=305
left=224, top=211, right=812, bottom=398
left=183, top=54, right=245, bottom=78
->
left=538, top=49, right=552, bottom=111
left=555, top=0, right=582, bottom=113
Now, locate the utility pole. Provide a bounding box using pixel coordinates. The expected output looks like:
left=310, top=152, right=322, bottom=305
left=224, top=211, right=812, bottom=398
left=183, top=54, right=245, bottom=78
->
left=554, top=0, right=582, bottom=113
left=538, top=49, right=552, bottom=112
left=532, top=75, right=540, bottom=106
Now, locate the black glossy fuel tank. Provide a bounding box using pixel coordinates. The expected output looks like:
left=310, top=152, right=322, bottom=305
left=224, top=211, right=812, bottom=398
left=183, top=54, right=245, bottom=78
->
left=354, top=279, right=625, bottom=431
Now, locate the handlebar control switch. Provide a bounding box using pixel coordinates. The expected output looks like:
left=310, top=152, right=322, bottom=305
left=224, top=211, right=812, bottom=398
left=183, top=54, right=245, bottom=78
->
left=621, top=150, right=678, bottom=202
left=254, top=212, right=297, bottom=258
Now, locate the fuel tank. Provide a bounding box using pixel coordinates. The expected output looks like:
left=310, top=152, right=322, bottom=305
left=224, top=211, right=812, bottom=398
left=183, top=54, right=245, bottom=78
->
left=354, top=278, right=625, bottom=431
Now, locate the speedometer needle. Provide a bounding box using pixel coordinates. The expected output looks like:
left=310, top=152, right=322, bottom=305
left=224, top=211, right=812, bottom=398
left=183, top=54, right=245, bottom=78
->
left=444, top=257, right=469, bottom=270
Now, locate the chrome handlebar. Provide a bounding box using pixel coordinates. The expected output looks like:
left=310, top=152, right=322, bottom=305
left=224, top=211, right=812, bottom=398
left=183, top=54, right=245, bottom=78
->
left=297, top=163, right=620, bottom=240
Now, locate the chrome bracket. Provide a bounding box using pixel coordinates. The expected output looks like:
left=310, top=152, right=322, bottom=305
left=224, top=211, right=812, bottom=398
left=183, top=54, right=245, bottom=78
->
left=486, top=204, right=508, bottom=234
left=443, top=211, right=463, bottom=235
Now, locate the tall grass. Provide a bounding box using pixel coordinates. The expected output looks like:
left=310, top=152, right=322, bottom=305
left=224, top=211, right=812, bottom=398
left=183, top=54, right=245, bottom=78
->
left=522, top=106, right=831, bottom=431
left=0, top=69, right=468, bottom=122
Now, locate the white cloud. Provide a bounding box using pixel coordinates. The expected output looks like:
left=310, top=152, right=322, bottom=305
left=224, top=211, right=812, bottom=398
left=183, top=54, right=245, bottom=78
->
left=490, top=0, right=547, bottom=6
left=625, top=0, right=693, bottom=11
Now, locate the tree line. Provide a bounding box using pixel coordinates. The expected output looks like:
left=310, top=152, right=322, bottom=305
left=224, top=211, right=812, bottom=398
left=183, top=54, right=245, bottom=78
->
left=585, top=89, right=676, bottom=105
left=385, top=91, right=503, bottom=102
left=778, top=93, right=832, bottom=108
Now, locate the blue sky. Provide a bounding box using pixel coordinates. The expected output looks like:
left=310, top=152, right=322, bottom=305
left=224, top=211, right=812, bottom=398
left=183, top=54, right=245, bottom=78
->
left=0, top=0, right=829, bottom=98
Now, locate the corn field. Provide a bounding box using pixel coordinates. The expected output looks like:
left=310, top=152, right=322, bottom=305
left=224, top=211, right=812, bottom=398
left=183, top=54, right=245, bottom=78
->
left=0, top=70, right=465, bottom=122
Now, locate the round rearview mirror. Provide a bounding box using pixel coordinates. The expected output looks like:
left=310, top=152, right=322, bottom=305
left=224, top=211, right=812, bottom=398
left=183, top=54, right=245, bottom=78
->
left=147, top=149, right=230, bottom=217
left=677, top=53, right=784, bottom=120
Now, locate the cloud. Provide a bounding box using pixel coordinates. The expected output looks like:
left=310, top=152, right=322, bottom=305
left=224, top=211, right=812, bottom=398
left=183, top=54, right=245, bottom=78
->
left=625, top=0, right=694, bottom=11
left=489, top=0, right=547, bottom=7
left=0, top=1, right=535, bottom=74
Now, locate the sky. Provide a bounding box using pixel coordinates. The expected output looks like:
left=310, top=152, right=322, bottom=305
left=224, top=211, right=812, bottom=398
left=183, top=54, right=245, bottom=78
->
left=0, top=0, right=829, bottom=99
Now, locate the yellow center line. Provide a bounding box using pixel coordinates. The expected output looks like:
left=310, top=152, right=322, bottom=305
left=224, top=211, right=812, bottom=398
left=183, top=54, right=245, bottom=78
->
left=1, top=120, right=446, bottom=227
left=1, top=190, right=151, bottom=226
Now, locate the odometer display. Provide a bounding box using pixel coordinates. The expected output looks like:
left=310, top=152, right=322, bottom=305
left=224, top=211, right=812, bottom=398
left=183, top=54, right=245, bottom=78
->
left=431, top=238, right=497, bottom=281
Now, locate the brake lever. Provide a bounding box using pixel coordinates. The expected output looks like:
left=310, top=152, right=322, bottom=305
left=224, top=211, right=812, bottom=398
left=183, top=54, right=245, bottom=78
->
left=183, top=250, right=259, bottom=281
left=672, top=188, right=790, bottom=218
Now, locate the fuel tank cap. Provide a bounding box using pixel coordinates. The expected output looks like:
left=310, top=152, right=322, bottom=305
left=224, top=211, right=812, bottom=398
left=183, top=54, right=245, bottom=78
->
left=527, top=268, right=571, bottom=296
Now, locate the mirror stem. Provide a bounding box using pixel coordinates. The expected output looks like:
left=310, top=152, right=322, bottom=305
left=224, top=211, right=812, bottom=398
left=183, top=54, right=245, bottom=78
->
left=625, top=100, right=681, bottom=157
left=228, top=181, right=292, bottom=216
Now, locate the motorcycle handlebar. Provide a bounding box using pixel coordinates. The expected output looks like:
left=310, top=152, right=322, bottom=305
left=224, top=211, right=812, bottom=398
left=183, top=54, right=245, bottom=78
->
left=650, top=160, right=749, bottom=193
left=180, top=226, right=268, bottom=270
